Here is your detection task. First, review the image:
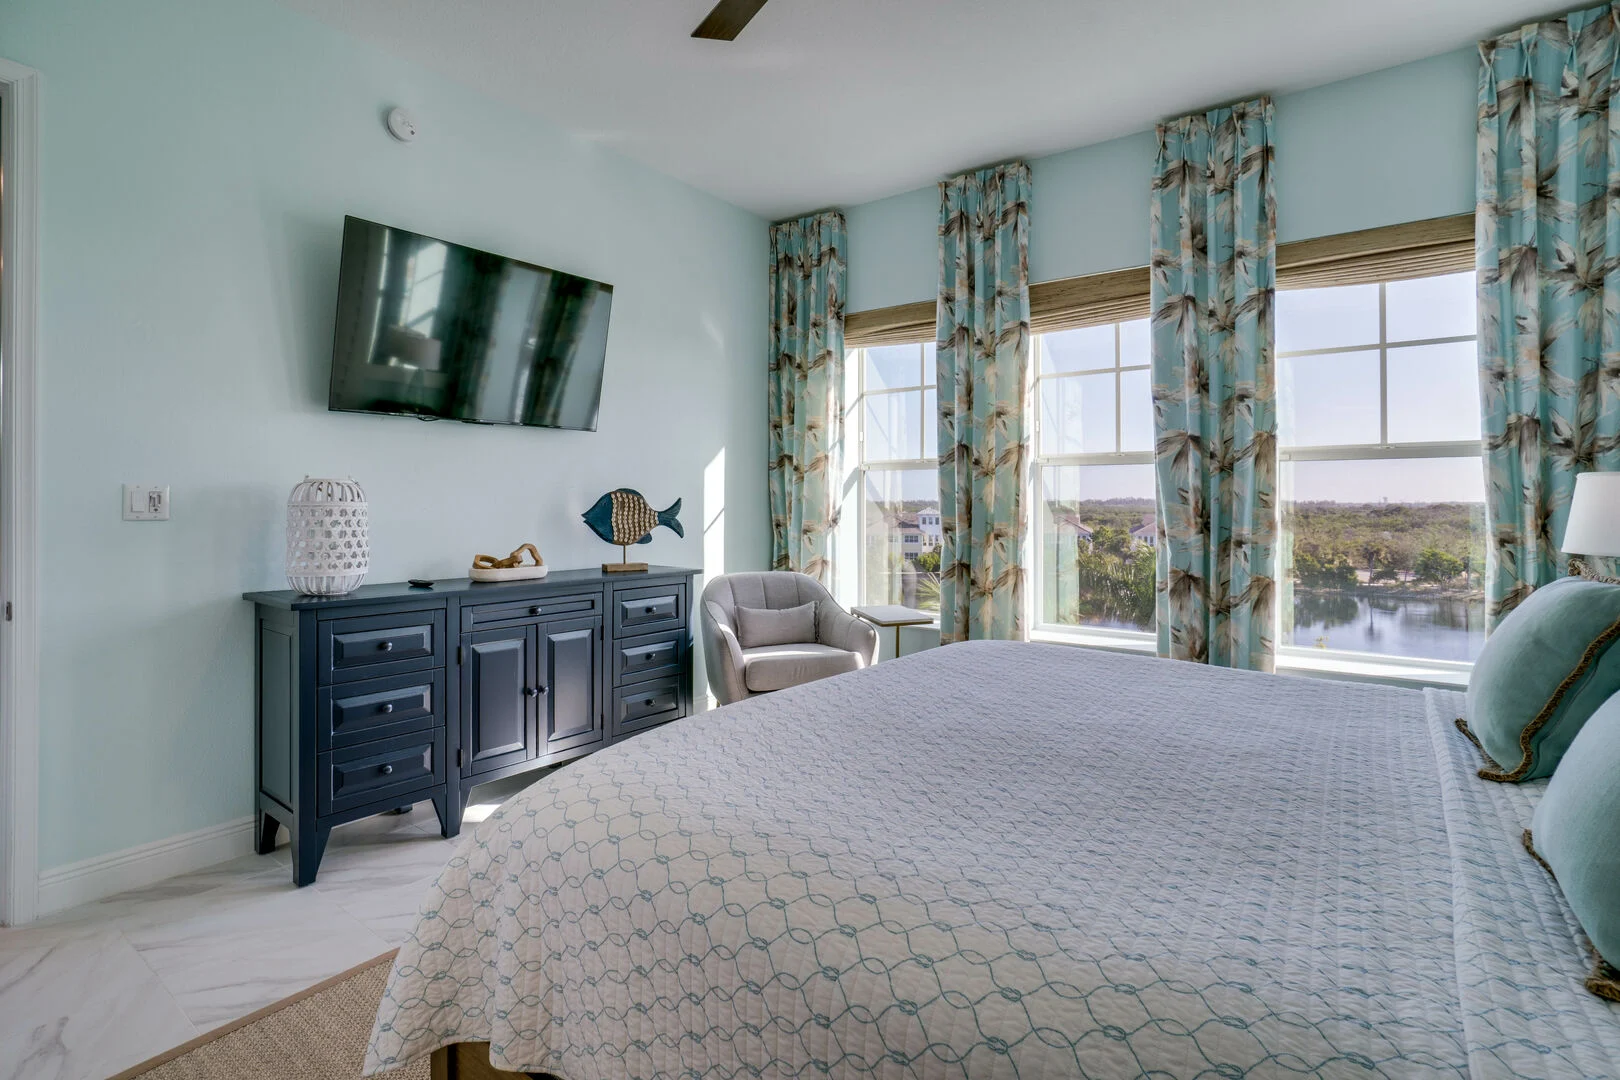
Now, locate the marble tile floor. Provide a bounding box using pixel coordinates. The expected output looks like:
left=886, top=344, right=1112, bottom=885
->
left=0, top=775, right=534, bottom=1080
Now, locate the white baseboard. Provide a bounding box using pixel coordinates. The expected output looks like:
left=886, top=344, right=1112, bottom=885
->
left=36, top=816, right=257, bottom=917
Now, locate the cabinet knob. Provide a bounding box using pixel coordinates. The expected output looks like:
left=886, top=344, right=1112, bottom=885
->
left=380, top=764, right=394, bottom=776
left=524, top=686, right=541, bottom=698
left=644, top=698, right=655, bottom=707
left=530, top=606, right=543, bottom=616
left=380, top=703, right=394, bottom=714
left=379, top=641, right=394, bottom=652
left=644, top=606, right=655, bottom=614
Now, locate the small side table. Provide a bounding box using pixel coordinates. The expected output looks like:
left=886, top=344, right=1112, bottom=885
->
left=852, top=605, right=935, bottom=661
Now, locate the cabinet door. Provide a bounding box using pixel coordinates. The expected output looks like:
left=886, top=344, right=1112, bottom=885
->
left=462, top=626, right=537, bottom=775
left=539, top=615, right=606, bottom=756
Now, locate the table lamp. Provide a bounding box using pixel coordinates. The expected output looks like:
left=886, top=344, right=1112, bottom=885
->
left=1561, top=471, right=1620, bottom=578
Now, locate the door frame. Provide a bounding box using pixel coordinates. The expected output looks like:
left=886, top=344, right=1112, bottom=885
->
left=0, top=58, right=42, bottom=926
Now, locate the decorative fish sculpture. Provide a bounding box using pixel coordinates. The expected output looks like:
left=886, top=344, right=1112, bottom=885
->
left=582, top=489, right=684, bottom=547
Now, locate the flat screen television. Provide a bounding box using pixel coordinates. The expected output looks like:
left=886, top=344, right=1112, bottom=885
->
left=327, top=216, right=613, bottom=431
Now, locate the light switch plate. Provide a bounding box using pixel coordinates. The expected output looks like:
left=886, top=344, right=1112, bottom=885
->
left=123, top=484, right=170, bottom=521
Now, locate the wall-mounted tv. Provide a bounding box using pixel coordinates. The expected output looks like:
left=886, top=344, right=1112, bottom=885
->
left=328, top=216, right=613, bottom=431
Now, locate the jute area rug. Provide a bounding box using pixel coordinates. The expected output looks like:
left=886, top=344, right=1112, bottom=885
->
left=108, top=950, right=429, bottom=1080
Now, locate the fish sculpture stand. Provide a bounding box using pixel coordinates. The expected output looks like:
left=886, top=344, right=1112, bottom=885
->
left=582, top=489, right=683, bottom=573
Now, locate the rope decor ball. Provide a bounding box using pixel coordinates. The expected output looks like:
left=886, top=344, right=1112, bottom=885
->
left=286, top=477, right=370, bottom=595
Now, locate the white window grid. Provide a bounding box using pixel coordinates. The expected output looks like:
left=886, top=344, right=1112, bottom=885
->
left=1276, top=279, right=1479, bottom=465
left=1029, top=273, right=1484, bottom=656
left=1031, top=323, right=1155, bottom=640
left=847, top=343, right=938, bottom=609
left=1273, top=277, right=1482, bottom=665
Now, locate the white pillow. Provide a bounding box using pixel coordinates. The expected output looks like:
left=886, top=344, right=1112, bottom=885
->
left=734, top=601, right=817, bottom=648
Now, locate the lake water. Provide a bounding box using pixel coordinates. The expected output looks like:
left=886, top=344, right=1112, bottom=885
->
left=1290, top=591, right=1484, bottom=662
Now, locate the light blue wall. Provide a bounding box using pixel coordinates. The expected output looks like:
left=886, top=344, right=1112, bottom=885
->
left=0, top=0, right=768, bottom=870
left=845, top=48, right=1478, bottom=311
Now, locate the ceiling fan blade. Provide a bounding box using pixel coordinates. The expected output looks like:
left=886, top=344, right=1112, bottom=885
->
left=692, top=0, right=769, bottom=40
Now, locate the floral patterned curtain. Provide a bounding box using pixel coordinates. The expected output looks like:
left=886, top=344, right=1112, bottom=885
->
left=768, top=211, right=847, bottom=583
left=1478, top=4, right=1620, bottom=624
left=936, top=163, right=1032, bottom=643
left=1150, top=98, right=1279, bottom=671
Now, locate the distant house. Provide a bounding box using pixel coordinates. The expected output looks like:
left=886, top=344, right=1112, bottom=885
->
left=1051, top=510, right=1094, bottom=546
left=916, top=510, right=942, bottom=552
left=1129, top=513, right=1156, bottom=546
left=899, top=519, right=924, bottom=556
left=889, top=509, right=943, bottom=559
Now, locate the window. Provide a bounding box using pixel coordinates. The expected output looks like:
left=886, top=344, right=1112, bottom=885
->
left=1277, top=270, right=1485, bottom=663
left=849, top=342, right=941, bottom=613
left=1031, top=269, right=1484, bottom=665
left=846, top=220, right=1481, bottom=667
left=1033, top=319, right=1158, bottom=635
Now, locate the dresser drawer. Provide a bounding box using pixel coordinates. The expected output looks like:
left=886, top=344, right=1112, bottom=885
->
left=465, top=591, right=601, bottom=629
left=317, top=671, right=441, bottom=751
left=612, top=676, right=685, bottom=738
left=613, top=629, right=685, bottom=686
left=612, top=583, right=686, bottom=637
left=318, top=730, right=443, bottom=816
left=319, top=610, right=443, bottom=684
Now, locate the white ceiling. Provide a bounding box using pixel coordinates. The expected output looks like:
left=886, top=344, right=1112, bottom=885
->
left=281, top=0, right=1547, bottom=219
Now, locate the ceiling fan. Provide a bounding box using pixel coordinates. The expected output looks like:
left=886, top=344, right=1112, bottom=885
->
left=691, top=0, right=770, bottom=40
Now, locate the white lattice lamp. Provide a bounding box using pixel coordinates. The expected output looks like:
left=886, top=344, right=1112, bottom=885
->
left=1562, top=471, right=1620, bottom=577
left=286, top=477, right=370, bottom=595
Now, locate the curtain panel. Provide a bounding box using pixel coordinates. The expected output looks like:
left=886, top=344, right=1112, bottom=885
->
left=1150, top=98, right=1279, bottom=671
left=767, top=211, right=847, bottom=583
left=936, top=162, right=1032, bottom=643
left=1478, top=3, right=1620, bottom=622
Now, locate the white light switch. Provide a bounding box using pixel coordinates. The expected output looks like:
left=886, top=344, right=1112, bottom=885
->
left=123, top=484, right=170, bottom=521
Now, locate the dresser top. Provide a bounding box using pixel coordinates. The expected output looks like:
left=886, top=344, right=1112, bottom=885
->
left=245, top=565, right=701, bottom=610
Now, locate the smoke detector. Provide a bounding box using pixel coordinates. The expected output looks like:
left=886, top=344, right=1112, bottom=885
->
left=385, top=107, right=418, bottom=143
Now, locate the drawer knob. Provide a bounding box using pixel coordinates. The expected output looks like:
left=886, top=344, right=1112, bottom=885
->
left=644, top=606, right=655, bottom=614
left=380, top=703, right=394, bottom=714
left=530, top=606, right=543, bottom=616
left=380, top=764, right=394, bottom=776
left=379, top=641, right=394, bottom=652
left=644, top=698, right=655, bottom=707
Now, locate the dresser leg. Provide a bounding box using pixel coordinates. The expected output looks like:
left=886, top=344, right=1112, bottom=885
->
left=289, top=821, right=330, bottom=886
left=255, top=811, right=281, bottom=856
left=433, top=790, right=461, bottom=839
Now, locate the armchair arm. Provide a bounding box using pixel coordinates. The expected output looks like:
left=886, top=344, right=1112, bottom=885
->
left=818, top=604, right=878, bottom=666
left=701, top=600, right=750, bottom=706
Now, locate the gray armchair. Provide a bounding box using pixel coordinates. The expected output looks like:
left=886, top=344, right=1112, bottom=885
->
left=700, top=572, right=878, bottom=706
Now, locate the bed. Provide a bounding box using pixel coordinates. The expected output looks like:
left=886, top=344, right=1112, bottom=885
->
left=365, top=641, right=1620, bottom=1079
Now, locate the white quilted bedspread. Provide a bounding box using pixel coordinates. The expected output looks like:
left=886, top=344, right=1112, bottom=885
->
left=366, top=641, right=1618, bottom=1078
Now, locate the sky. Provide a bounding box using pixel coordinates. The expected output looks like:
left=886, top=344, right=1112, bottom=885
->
left=858, top=271, right=1483, bottom=507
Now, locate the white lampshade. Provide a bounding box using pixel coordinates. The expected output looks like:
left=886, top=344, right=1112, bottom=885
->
left=1561, top=471, right=1620, bottom=557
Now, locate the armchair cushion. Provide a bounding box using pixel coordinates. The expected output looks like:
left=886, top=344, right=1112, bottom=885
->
left=742, top=643, right=863, bottom=694
left=735, top=601, right=818, bottom=649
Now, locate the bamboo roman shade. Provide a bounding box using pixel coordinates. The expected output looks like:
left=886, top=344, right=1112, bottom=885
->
left=1028, top=267, right=1152, bottom=333
left=1275, top=213, right=1474, bottom=290
left=843, top=212, right=1475, bottom=346
left=844, top=299, right=935, bottom=347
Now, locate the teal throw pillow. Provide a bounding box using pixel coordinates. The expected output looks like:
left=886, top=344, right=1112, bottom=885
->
left=1461, top=576, right=1620, bottom=781
left=1524, top=691, right=1620, bottom=1002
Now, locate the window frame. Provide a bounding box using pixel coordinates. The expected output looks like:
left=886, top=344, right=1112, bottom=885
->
left=1030, top=320, right=1158, bottom=642
left=1275, top=270, right=1485, bottom=666
left=846, top=341, right=942, bottom=615
left=1027, top=267, right=1486, bottom=667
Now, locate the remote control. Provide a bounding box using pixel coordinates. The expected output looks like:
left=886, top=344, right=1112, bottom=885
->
left=407, top=578, right=434, bottom=588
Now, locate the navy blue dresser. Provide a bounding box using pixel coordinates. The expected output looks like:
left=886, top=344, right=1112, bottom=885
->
left=244, top=566, right=698, bottom=884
